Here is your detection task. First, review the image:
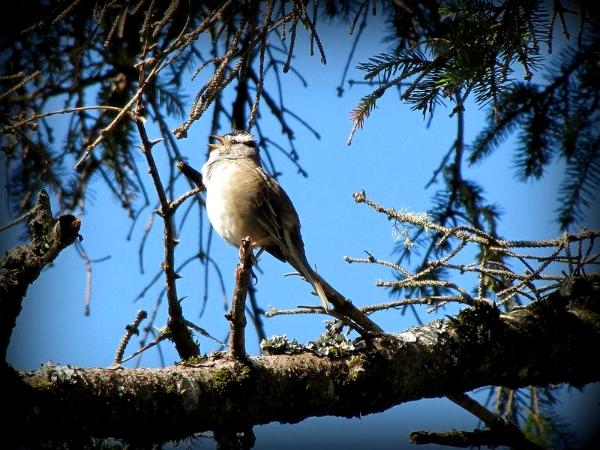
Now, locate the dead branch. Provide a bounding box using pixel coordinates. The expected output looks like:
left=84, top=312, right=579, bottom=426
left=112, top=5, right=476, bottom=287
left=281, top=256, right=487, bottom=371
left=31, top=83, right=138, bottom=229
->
left=0, top=190, right=81, bottom=361
left=350, top=190, right=600, bottom=314
left=113, top=310, right=148, bottom=366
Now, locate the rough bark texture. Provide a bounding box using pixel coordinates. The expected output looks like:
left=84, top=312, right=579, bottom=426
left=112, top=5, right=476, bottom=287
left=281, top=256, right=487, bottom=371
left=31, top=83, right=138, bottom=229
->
left=4, top=276, right=599, bottom=446
left=0, top=190, right=81, bottom=361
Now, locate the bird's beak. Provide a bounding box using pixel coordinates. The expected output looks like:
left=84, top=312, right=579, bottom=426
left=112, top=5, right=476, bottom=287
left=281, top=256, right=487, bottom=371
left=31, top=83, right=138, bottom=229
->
left=208, top=134, right=225, bottom=151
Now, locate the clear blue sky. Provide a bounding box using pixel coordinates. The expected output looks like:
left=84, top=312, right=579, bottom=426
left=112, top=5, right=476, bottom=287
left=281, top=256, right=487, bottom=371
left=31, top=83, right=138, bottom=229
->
left=3, top=13, right=599, bottom=449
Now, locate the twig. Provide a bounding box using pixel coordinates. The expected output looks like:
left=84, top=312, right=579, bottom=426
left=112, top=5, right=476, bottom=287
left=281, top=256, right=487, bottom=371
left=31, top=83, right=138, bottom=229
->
left=136, top=118, right=199, bottom=359
left=176, top=161, right=204, bottom=190
left=282, top=17, right=297, bottom=73
left=443, top=262, right=563, bottom=282
left=398, top=240, right=468, bottom=287
left=170, top=187, right=202, bottom=211
left=296, top=0, right=326, bottom=64
left=0, top=69, right=41, bottom=102
left=0, top=209, right=35, bottom=233
left=137, top=207, right=156, bottom=274
left=353, top=190, right=600, bottom=248
left=185, top=320, right=225, bottom=346
left=225, top=237, right=254, bottom=360
left=122, top=328, right=171, bottom=365
left=3, top=106, right=139, bottom=132
left=496, top=244, right=564, bottom=303
left=173, top=26, right=245, bottom=139
left=344, top=251, right=411, bottom=277
left=376, top=279, right=476, bottom=305
left=361, top=296, right=469, bottom=314
left=337, top=6, right=368, bottom=97
left=265, top=306, right=325, bottom=317
left=135, top=291, right=165, bottom=368
left=74, top=240, right=111, bottom=316
left=446, top=393, right=543, bottom=450
left=113, top=310, right=148, bottom=365
left=74, top=64, right=161, bottom=170
left=248, top=0, right=274, bottom=129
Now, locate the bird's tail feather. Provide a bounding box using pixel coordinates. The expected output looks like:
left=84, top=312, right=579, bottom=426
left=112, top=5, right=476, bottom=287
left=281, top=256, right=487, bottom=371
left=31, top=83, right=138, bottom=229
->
left=287, top=249, right=329, bottom=310
left=308, top=274, right=329, bottom=310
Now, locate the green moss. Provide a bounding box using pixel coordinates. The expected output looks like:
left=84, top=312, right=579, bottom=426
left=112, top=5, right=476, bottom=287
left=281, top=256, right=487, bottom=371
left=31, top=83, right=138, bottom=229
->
left=211, top=364, right=253, bottom=395
left=182, top=355, right=207, bottom=366
left=30, top=378, right=53, bottom=390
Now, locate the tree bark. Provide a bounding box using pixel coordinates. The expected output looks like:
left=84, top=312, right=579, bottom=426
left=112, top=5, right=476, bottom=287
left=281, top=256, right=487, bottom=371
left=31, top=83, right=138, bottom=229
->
left=0, top=190, right=81, bottom=361
left=4, top=276, right=599, bottom=446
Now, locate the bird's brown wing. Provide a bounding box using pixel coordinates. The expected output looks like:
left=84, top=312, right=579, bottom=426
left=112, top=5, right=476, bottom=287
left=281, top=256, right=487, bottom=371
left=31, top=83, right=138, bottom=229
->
left=249, top=163, right=329, bottom=309
left=249, top=164, right=306, bottom=262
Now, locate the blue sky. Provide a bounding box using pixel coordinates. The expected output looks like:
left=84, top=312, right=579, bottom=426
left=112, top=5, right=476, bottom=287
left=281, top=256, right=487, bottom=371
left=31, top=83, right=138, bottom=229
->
left=3, top=12, right=599, bottom=449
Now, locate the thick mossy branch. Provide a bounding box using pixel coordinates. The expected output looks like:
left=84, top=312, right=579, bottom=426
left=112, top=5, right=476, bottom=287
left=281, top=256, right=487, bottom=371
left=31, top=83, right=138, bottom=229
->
left=0, top=190, right=81, bottom=361
left=5, top=276, right=599, bottom=444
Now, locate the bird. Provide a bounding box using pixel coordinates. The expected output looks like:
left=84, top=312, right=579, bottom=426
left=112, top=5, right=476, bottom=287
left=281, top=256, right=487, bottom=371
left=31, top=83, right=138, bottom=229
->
left=200, top=130, right=329, bottom=309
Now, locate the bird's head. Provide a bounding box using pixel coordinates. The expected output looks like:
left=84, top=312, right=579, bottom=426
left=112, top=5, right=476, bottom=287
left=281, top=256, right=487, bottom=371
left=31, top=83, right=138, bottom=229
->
left=208, top=130, right=258, bottom=159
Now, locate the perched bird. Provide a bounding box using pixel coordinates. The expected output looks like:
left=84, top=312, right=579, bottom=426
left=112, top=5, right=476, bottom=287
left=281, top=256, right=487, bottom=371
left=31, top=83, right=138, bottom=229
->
left=200, top=130, right=328, bottom=309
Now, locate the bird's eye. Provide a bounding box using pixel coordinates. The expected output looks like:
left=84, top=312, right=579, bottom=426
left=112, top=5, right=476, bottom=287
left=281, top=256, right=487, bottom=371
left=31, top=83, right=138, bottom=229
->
left=230, top=139, right=238, bottom=145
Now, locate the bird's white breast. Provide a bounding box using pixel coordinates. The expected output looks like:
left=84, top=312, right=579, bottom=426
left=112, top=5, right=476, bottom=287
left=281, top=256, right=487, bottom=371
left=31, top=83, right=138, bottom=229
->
left=201, top=159, right=246, bottom=246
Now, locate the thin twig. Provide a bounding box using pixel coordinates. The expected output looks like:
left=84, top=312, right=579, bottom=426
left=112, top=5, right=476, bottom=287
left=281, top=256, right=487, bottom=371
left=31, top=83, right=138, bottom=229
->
left=170, top=187, right=202, bottom=211
left=344, top=251, right=411, bottom=277
left=496, top=244, right=564, bottom=302
left=136, top=118, right=199, bottom=359
left=176, top=160, right=204, bottom=189
left=446, top=393, right=543, bottom=450
left=354, top=190, right=600, bottom=248
left=184, top=319, right=225, bottom=346
left=123, top=329, right=170, bottom=365
left=74, top=240, right=111, bottom=316
left=3, top=106, right=139, bottom=132
left=74, top=63, right=161, bottom=170
left=0, top=69, right=41, bottom=102
left=0, top=209, right=35, bottom=233
left=265, top=306, right=326, bottom=318
left=376, top=279, right=476, bottom=305
left=226, top=237, right=253, bottom=360
left=113, top=310, right=148, bottom=365
left=361, top=296, right=471, bottom=314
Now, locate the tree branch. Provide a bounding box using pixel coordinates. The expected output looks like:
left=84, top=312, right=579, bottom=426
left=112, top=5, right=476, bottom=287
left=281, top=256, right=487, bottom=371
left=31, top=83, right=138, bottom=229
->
left=176, top=160, right=205, bottom=190
left=6, top=276, right=599, bottom=444
left=410, top=428, right=528, bottom=448
left=136, top=120, right=199, bottom=360
left=445, top=393, right=543, bottom=449
left=0, top=190, right=81, bottom=362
